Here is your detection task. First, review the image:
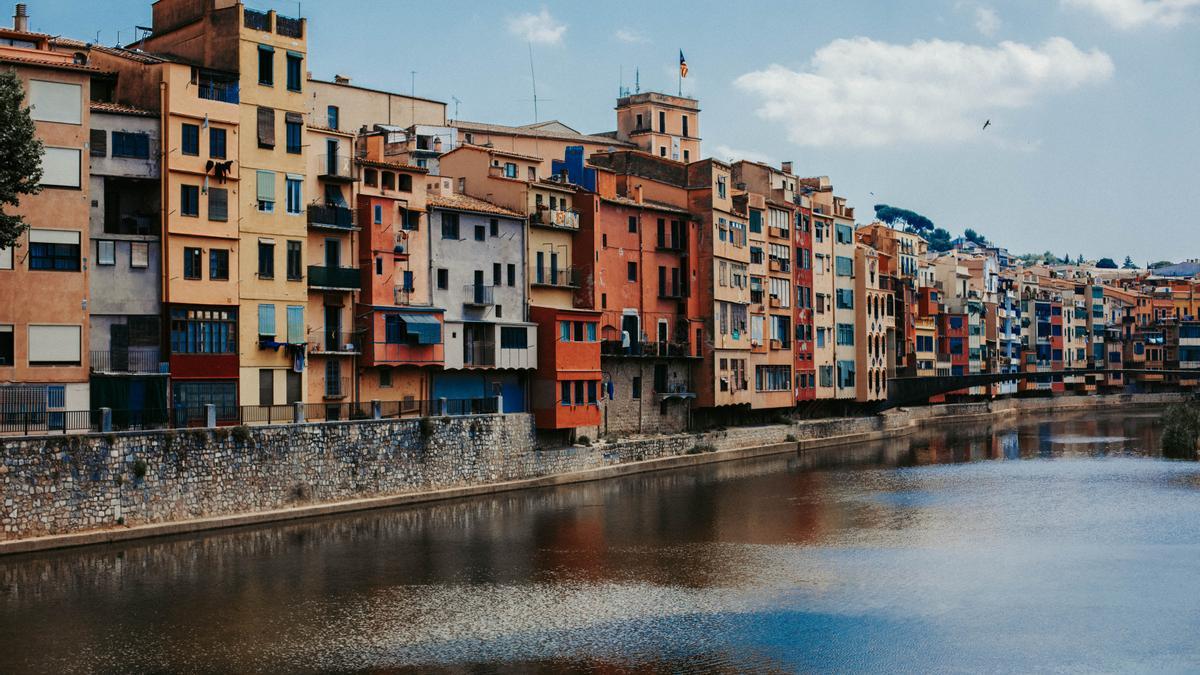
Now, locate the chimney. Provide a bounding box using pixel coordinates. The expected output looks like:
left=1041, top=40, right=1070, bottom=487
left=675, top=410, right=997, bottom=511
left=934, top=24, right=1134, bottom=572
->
left=333, top=74, right=350, bottom=85
left=781, top=160, right=793, bottom=174
left=13, top=3, right=28, bottom=32
left=634, top=184, right=644, bottom=205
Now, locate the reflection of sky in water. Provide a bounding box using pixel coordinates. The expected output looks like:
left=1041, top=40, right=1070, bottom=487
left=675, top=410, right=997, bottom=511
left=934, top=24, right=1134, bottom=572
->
left=3, top=413, right=1199, bottom=674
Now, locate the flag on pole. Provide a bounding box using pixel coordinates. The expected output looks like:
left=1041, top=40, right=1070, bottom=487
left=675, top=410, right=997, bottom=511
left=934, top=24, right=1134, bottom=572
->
left=679, top=50, right=688, bottom=78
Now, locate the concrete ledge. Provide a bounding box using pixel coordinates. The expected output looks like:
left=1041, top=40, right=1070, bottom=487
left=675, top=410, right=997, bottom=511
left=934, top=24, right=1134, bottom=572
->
left=0, top=393, right=1179, bottom=556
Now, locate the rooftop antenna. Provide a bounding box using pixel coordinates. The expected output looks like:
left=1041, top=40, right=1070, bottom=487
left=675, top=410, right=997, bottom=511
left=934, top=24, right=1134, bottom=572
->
left=410, top=70, right=416, bottom=124
left=451, top=96, right=461, bottom=121
left=528, top=41, right=539, bottom=123
left=635, top=68, right=640, bottom=94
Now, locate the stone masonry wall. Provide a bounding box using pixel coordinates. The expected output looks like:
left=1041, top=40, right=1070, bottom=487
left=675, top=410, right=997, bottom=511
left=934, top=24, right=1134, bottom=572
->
left=0, top=392, right=1186, bottom=543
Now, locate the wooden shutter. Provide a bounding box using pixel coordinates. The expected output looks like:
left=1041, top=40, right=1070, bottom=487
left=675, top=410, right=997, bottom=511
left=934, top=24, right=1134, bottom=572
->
left=257, top=106, right=275, bottom=148
left=284, top=111, right=303, bottom=125
left=90, top=129, right=106, bottom=157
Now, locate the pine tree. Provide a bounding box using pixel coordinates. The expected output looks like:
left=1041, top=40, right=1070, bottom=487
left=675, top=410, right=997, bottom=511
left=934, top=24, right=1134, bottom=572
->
left=0, top=70, right=44, bottom=249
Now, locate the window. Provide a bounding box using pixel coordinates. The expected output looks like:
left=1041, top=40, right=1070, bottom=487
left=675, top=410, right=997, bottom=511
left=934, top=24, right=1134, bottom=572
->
left=475, top=224, right=486, bottom=241
left=378, top=369, right=392, bottom=388
left=836, top=323, right=854, bottom=346
left=658, top=110, right=666, bottom=132
left=382, top=172, right=395, bottom=190
left=208, top=187, right=228, bottom=221
left=364, top=169, right=377, bottom=187
left=717, top=175, right=727, bottom=199
left=398, top=174, right=413, bottom=192
left=285, top=118, right=302, bottom=153
left=28, top=230, right=80, bottom=271
left=436, top=268, right=449, bottom=290
left=181, top=123, right=199, bottom=156
left=441, top=212, right=460, bottom=239
left=210, top=249, right=229, bottom=280
left=627, top=261, right=637, bottom=281
left=258, top=240, right=275, bottom=278
left=170, top=307, right=236, bottom=354
left=40, top=147, right=81, bottom=187
left=258, top=45, right=274, bottom=85
left=560, top=381, right=571, bottom=406
left=28, top=80, right=81, bottom=125
left=493, top=262, right=502, bottom=286
left=257, top=106, right=275, bottom=148
left=835, top=255, right=853, bottom=276
left=90, top=128, right=107, bottom=157
left=286, top=176, right=302, bottom=215
left=258, top=303, right=276, bottom=336
left=96, top=240, right=115, bottom=266
left=112, top=131, right=150, bottom=159
left=210, top=127, right=226, bottom=158
left=183, top=247, right=202, bottom=279
left=507, top=264, right=516, bottom=287
left=257, top=170, right=275, bottom=212
left=490, top=218, right=499, bottom=236
left=755, top=365, right=791, bottom=392
left=504, top=162, right=517, bottom=178
left=130, top=242, right=149, bottom=269
left=836, top=288, right=854, bottom=309
left=632, top=376, right=642, bottom=399
left=178, top=184, right=200, bottom=217
left=286, top=52, right=302, bottom=91
left=500, top=326, right=528, bottom=349
left=0, top=325, right=11, bottom=365
left=286, top=241, right=302, bottom=280
left=628, top=215, right=637, bottom=233
left=837, top=361, right=856, bottom=388
left=27, top=325, right=81, bottom=365
left=327, top=105, right=339, bottom=130
left=835, top=224, right=853, bottom=244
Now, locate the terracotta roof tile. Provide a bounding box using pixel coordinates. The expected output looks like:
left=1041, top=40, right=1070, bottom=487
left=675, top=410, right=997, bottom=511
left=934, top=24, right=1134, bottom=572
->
left=455, top=119, right=636, bottom=148
left=90, top=101, right=157, bottom=117
left=356, top=158, right=428, bottom=173
left=0, top=53, right=100, bottom=73
left=427, top=193, right=524, bottom=219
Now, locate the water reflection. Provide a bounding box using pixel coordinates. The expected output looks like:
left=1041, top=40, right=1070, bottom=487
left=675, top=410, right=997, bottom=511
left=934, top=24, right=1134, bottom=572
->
left=1, top=411, right=1196, bottom=674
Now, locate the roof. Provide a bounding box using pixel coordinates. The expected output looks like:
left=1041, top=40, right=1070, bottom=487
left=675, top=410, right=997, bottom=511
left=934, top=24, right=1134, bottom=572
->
left=356, top=158, right=428, bottom=173
left=90, top=101, right=157, bottom=117
left=456, top=119, right=637, bottom=148
left=308, top=77, right=448, bottom=107
left=427, top=193, right=524, bottom=219
left=601, top=195, right=691, bottom=216
left=447, top=143, right=545, bottom=163
left=0, top=52, right=100, bottom=73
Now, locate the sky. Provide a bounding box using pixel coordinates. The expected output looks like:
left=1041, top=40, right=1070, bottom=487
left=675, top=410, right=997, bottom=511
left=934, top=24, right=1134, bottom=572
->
left=21, top=0, right=1200, bottom=264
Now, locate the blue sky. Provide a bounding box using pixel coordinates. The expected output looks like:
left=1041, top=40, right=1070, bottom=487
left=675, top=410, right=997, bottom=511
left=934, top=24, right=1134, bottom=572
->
left=24, top=0, right=1200, bottom=263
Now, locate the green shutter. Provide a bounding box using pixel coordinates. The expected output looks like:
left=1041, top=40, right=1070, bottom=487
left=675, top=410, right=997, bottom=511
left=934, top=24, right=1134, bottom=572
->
left=258, top=303, right=275, bottom=336
left=286, top=306, right=303, bottom=344
left=257, top=170, right=275, bottom=202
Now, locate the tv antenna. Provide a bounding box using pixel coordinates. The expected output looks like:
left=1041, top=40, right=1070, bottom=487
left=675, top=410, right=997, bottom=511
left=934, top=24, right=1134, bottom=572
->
left=451, top=96, right=461, bottom=121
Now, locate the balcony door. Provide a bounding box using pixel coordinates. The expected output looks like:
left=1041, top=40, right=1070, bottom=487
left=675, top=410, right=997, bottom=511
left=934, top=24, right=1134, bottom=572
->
left=473, top=270, right=485, bottom=304
left=325, top=139, right=338, bottom=175
left=324, top=305, right=340, bottom=349
left=325, top=238, right=340, bottom=268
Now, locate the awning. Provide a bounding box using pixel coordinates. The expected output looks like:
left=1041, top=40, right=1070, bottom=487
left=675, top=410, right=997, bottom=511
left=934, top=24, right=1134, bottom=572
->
left=401, top=313, right=441, bottom=345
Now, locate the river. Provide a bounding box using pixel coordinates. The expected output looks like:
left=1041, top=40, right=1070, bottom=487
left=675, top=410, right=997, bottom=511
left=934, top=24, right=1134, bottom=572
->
left=2, top=410, right=1198, bottom=673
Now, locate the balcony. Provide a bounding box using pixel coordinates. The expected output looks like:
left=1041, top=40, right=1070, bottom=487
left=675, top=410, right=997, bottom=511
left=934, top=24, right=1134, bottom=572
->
left=309, top=331, right=360, bottom=355
left=464, top=284, right=495, bottom=307
left=318, top=155, right=357, bottom=183
left=244, top=8, right=271, bottom=31
left=197, top=80, right=239, bottom=105
left=769, top=295, right=781, bottom=308
left=90, top=349, right=166, bottom=374
left=768, top=226, right=790, bottom=239
left=658, top=284, right=683, bottom=300
left=464, top=340, right=496, bottom=367
left=531, top=207, right=580, bottom=230
left=393, top=233, right=409, bottom=256
left=532, top=267, right=579, bottom=289
left=769, top=258, right=790, bottom=273
left=656, top=238, right=686, bottom=253
left=600, top=340, right=698, bottom=359
left=307, top=205, right=356, bottom=231
left=308, top=265, right=361, bottom=291
left=276, top=14, right=303, bottom=38
left=323, top=376, right=351, bottom=400
left=394, top=286, right=415, bottom=305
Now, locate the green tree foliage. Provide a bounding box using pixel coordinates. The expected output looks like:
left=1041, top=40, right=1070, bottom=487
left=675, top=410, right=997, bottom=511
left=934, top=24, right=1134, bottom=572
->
left=1162, top=403, right=1200, bottom=458
left=927, top=227, right=953, bottom=252
left=963, top=228, right=987, bottom=245
left=1096, top=257, right=1119, bottom=269
left=1122, top=256, right=1137, bottom=269
left=874, top=204, right=933, bottom=234
left=0, top=70, right=44, bottom=249
left=1148, top=260, right=1174, bottom=270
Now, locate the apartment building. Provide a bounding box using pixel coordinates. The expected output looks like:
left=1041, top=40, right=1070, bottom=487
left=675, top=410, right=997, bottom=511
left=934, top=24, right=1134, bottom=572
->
left=613, top=92, right=700, bottom=163
left=855, top=244, right=892, bottom=401
left=0, top=19, right=93, bottom=415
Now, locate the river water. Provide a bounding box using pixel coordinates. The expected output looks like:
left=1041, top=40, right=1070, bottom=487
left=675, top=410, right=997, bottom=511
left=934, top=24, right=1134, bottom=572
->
left=2, top=410, right=1199, bottom=673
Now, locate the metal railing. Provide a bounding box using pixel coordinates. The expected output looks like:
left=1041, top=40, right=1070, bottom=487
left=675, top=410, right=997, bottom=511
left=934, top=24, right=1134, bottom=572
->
left=308, top=264, right=361, bottom=290
left=244, top=8, right=271, bottom=31
left=531, top=208, right=580, bottom=229
left=318, top=154, right=356, bottom=181
left=309, top=331, right=359, bottom=354
left=90, top=349, right=165, bottom=374
left=464, top=341, right=496, bottom=367
left=307, top=204, right=355, bottom=230
left=323, top=377, right=351, bottom=399
left=464, top=284, right=495, bottom=306
left=198, top=80, right=239, bottom=104
left=531, top=267, right=579, bottom=288
left=600, top=340, right=696, bottom=358
left=276, top=14, right=303, bottom=38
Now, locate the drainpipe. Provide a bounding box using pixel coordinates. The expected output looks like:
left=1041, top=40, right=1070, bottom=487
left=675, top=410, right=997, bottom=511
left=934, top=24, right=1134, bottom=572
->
left=159, top=79, right=170, bottom=407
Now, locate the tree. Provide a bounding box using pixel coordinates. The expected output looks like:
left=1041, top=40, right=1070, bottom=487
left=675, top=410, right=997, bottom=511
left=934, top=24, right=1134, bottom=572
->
left=1122, top=256, right=1137, bottom=269
left=927, top=227, right=953, bottom=252
left=874, top=204, right=933, bottom=234
left=1149, top=260, right=1174, bottom=270
left=0, top=70, right=44, bottom=250
left=1162, top=402, right=1200, bottom=458
left=963, top=228, right=987, bottom=246
left=1076, top=255, right=1085, bottom=265
left=1096, top=257, right=1118, bottom=269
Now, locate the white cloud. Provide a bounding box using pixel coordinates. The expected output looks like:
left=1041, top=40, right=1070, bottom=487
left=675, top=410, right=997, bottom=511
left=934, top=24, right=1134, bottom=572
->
left=614, top=28, right=647, bottom=43
left=1062, top=0, right=1200, bottom=28
left=734, top=37, right=1113, bottom=148
left=507, top=8, right=566, bottom=45
left=975, top=6, right=1001, bottom=35
left=711, top=144, right=776, bottom=165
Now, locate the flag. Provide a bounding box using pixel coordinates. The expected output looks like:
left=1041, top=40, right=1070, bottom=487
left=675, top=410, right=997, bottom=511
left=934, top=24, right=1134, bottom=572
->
left=679, top=50, right=688, bottom=78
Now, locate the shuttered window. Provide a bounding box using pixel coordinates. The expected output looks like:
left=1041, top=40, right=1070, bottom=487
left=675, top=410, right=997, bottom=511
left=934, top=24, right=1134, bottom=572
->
left=257, top=303, right=275, bottom=336
left=257, top=106, right=275, bottom=148
left=286, top=306, right=304, bottom=344
left=256, top=170, right=275, bottom=207
left=208, top=187, right=228, bottom=222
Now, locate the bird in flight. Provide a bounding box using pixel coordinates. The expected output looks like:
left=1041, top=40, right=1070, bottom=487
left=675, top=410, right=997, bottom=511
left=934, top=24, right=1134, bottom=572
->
left=983, top=119, right=992, bottom=130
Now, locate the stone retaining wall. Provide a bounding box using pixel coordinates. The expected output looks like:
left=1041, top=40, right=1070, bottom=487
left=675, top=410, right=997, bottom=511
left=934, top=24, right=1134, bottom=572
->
left=0, top=392, right=1186, bottom=546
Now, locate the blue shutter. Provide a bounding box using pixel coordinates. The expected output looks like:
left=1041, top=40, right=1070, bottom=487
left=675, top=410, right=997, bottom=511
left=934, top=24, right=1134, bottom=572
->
left=258, top=304, right=275, bottom=336
left=286, top=306, right=303, bottom=344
